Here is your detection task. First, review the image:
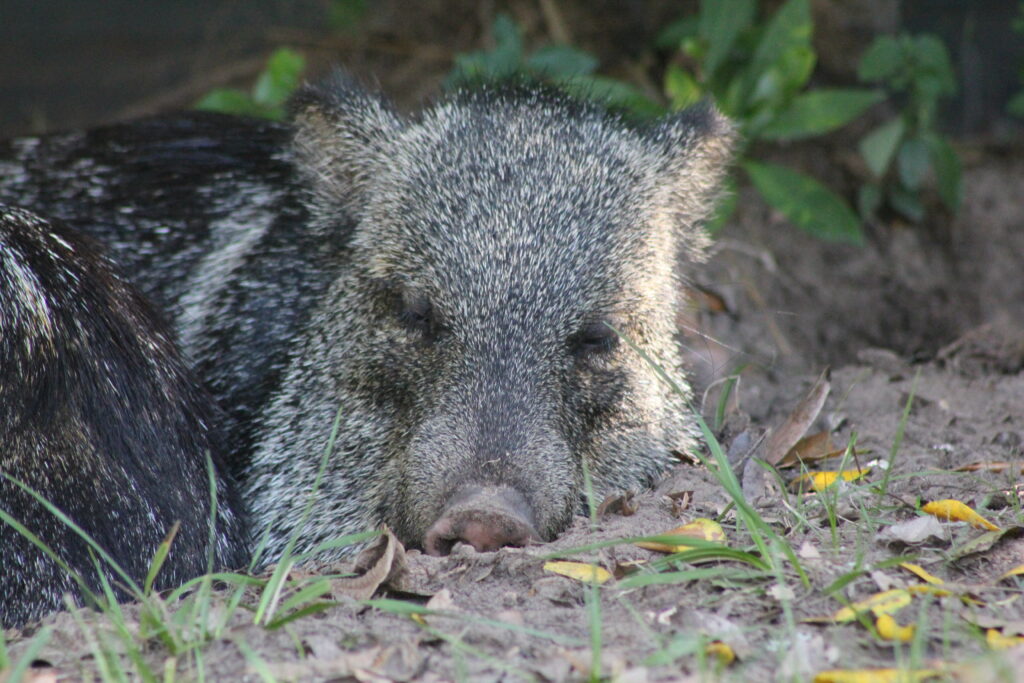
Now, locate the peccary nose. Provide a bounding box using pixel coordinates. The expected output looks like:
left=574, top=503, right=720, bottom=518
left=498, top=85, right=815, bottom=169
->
left=424, top=486, right=540, bottom=556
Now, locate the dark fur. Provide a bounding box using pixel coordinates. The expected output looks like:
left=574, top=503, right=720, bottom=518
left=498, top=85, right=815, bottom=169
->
left=0, top=206, right=246, bottom=628
left=0, top=75, right=734, bottom=623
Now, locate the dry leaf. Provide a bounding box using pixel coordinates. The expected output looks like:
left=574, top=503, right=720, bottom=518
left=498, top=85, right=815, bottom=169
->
left=813, top=668, right=941, bottom=683
left=765, top=367, right=832, bottom=466
left=898, top=563, right=944, bottom=585
left=986, top=628, right=1024, bottom=650
left=596, top=491, right=638, bottom=518
left=790, top=468, right=870, bottom=492
left=1000, top=564, right=1024, bottom=581
left=832, top=589, right=912, bottom=623
left=667, top=490, right=694, bottom=517
left=705, top=641, right=736, bottom=666
left=778, top=431, right=837, bottom=469
left=877, top=516, right=948, bottom=545
left=543, top=561, right=611, bottom=585
left=905, top=585, right=952, bottom=597
left=635, top=518, right=726, bottom=553
left=921, top=499, right=999, bottom=531
left=954, top=461, right=1024, bottom=474
left=331, top=527, right=405, bottom=600
left=875, top=614, right=915, bottom=642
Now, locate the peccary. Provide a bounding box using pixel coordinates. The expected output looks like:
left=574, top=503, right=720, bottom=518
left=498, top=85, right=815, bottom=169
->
left=0, top=205, right=247, bottom=628
left=0, top=73, right=733, bottom=589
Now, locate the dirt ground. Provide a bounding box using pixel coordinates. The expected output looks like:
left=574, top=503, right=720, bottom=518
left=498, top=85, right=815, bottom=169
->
left=4, top=2, right=1024, bottom=681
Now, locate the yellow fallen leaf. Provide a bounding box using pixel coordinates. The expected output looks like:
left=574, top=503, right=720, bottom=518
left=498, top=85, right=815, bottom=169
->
left=635, top=518, right=726, bottom=553
left=921, top=499, right=999, bottom=531
left=833, top=589, right=912, bottom=623
left=986, top=628, right=1024, bottom=650
left=790, top=468, right=870, bottom=492
left=898, top=562, right=944, bottom=585
left=999, top=563, right=1024, bottom=581
left=814, top=669, right=941, bottom=683
left=905, top=585, right=952, bottom=598
left=876, top=614, right=915, bottom=642
left=543, top=561, right=611, bottom=584
left=705, top=640, right=735, bottom=666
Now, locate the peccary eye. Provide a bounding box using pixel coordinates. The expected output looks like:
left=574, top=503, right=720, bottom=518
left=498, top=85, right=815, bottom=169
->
left=573, top=321, right=619, bottom=355
left=397, top=290, right=438, bottom=340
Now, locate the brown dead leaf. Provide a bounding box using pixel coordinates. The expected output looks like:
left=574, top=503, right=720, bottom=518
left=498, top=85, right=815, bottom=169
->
left=683, top=284, right=730, bottom=314
left=954, top=461, right=1024, bottom=474
left=951, top=525, right=1024, bottom=561
left=331, top=527, right=406, bottom=600
left=777, top=431, right=837, bottom=469
left=667, top=490, right=693, bottom=517
left=765, top=368, right=832, bottom=466
left=597, top=490, right=638, bottom=518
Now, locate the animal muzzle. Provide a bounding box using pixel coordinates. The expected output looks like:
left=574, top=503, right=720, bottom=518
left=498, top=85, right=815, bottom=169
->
left=423, top=485, right=541, bottom=555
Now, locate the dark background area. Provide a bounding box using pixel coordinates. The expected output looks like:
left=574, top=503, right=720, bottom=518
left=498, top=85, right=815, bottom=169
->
left=2, top=0, right=1022, bottom=139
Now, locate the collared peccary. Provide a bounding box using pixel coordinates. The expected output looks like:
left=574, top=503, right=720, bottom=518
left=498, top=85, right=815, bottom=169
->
left=0, top=206, right=247, bottom=628
left=0, top=73, right=733, bottom=593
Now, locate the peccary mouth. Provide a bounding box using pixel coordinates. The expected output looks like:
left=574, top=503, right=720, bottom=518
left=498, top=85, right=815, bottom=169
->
left=423, top=485, right=541, bottom=555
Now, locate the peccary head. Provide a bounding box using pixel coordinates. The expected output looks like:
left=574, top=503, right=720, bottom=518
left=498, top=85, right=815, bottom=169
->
left=244, top=73, right=734, bottom=561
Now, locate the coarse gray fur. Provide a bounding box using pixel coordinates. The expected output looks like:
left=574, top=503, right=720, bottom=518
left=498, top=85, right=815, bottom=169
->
left=246, top=75, right=735, bottom=560
left=0, top=72, right=734, bottom=574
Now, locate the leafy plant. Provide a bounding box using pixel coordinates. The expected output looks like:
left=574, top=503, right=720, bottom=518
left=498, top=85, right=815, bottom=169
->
left=856, top=34, right=961, bottom=221
left=328, top=0, right=369, bottom=33
left=1008, top=3, right=1024, bottom=118
left=446, top=13, right=661, bottom=115
left=662, top=0, right=883, bottom=244
left=196, top=47, right=306, bottom=120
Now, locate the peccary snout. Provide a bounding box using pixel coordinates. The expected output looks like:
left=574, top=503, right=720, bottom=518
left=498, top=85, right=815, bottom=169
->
left=424, top=486, right=541, bottom=555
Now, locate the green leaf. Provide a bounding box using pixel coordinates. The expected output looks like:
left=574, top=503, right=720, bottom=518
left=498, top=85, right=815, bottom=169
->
left=857, top=183, right=882, bottom=220
left=699, top=0, right=756, bottom=77
left=655, top=16, right=698, bottom=50
left=888, top=185, right=925, bottom=222
left=912, top=35, right=956, bottom=96
left=759, top=89, right=884, bottom=140
left=743, top=160, right=864, bottom=244
left=747, top=0, right=812, bottom=89
left=664, top=64, right=703, bottom=110
left=447, top=13, right=524, bottom=85
left=859, top=117, right=906, bottom=178
left=897, top=137, right=930, bottom=190
left=705, top=175, right=738, bottom=234
left=1009, top=92, right=1024, bottom=118
left=924, top=133, right=962, bottom=211
left=253, top=48, right=305, bottom=108
left=327, top=0, right=368, bottom=31
left=195, top=89, right=263, bottom=117
left=527, top=45, right=598, bottom=78
left=858, top=35, right=902, bottom=83
left=560, top=75, right=663, bottom=117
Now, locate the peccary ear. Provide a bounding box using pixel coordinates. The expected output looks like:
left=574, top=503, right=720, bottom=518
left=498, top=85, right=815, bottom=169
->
left=647, top=101, right=737, bottom=256
left=290, top=71, right=404, bottom=221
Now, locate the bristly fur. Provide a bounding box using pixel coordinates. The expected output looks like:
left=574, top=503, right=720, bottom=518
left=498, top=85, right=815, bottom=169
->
left=0, top=72, right=734, bottom=607
left=247, top=74, right=735, bottom=560
left=0, top=205, right=247, bottom=628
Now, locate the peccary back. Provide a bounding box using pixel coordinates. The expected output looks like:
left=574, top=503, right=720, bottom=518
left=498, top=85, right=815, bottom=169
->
left=0, top=206, right=246, bottom=628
